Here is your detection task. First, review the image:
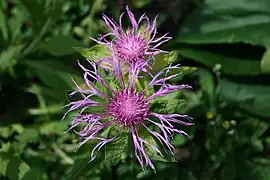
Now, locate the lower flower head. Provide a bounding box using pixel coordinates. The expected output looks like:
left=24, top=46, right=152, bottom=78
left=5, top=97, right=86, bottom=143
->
left=64, top=59, right=193, bottom=171
left=108, top=88, right=149, bottom=126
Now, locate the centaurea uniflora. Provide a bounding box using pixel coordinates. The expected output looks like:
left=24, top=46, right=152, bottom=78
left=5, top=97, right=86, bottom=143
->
left=63, top=55, right=193, bottom=171
left=91, top=6, right=172, bottom=72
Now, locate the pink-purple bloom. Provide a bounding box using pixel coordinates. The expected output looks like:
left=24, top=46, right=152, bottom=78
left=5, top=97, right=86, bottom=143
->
left=91, top=6, right=172, bottom=71
left=64, top=57, right=193, bottom=171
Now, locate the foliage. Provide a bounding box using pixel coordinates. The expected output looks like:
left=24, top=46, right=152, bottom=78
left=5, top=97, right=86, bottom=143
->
left=0, top=0, right=269, bottom=179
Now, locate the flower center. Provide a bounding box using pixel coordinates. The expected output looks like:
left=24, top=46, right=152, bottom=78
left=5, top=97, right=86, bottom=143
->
left=114, top=31, right=147, bottom=64
left=108, top=88, right=149, bottom=126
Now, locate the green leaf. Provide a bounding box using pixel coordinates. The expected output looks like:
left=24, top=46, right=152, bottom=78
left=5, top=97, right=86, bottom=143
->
left=18, top=0, right=46, bottom=32
left=11, top=124, right=24, bottom=134
left=0, top=127, right=12, bottom=138
left=28, top=104, right=63, bottom=115
left=171, top=134, right=186, bottom=146
left=219, top=159, right=236, bottom=180
left=181, top=66, right=198, bottom=76
left=0, top=4, right=9, bottom=44
left=0, top=153, right=9, bottom=175
left=150, top=153, right=177, bottom=163
left=25, top=60, right=78, bottom=94
left=151, top=99, right=187, bottom=114
left=0, top=45, right=24, bottom=70
left=178, top=48, right=262, bottom=75
left=6, top=155, right=30, bottom=180
left=8, top=6, right=28, bottom=44
left=151, top=91, right=188, bottom=114
left=238, top=118, right=269, bottom=139
left=74, top=44, right=111, bottom=61
left=23, top=18, right=52, bottom=56
left=251, top=139, right=264, bottom=152
left=105, top=128, right=128, bottom=165
left=0, top=147, right=41, bottom=180
left=220, top=79, right=270, bottom=118
left=138, top=128, right=177, bottom=163
left=21, top=168, right=42, bottom=180
left=39, top=36, right=82, bottom=56
left=39, top=121, right=68, bottom=135
left=178, top=0, right=270, bottom=46
left=65, top=143, right=100, bottom=180
left=199, top=69, right=215, bottom=97
left=261, top=48, right=270, bottom=73
left=0, top=125, right=24, bottom=139
left=133, top=0, right=152, bottom=8
left=238, top=160, right=270, bottom=180
left=48, top=0, right=64, bottom=21
left=16, top=128, right=40, bottom=143
left=202, top=0, right=270, bottom=13
left=144, top=133, right=176, bottom=163
left=152, top=51, right=178, bottom=73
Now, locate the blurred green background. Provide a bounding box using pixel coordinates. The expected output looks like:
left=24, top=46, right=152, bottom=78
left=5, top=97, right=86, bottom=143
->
left=0, top=0, right=270, bottom=179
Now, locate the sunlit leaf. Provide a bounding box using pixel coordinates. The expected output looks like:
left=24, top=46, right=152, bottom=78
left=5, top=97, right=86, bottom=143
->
left=16, top=128, right=40, bottom=143
left=0, top=127, right=12, bottom=138
left=261, top=48, right=270, bottom=73
left=152, top=51, right=178, bottom=73
left=74, top=44, right=111, bottom=61
left=0, top=45, right=24, bottom=70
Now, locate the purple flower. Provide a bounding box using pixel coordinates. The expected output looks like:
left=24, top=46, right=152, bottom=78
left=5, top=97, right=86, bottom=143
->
left=64, top=58, right=193, bottom=171
left=91, top=6, right=172, bottom=72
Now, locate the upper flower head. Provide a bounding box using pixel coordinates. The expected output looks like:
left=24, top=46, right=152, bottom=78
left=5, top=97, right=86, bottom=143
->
left=92, top=6, right=172, bottom=71
left=64, top=58, right=193, bottom=171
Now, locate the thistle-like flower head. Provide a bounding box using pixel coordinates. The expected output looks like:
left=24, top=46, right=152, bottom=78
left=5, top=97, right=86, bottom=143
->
left=64, top=58, right=193, bottom=171
left=92, top=6, right=172, bottom=71
left=108, top=88, right=149, bottom=126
